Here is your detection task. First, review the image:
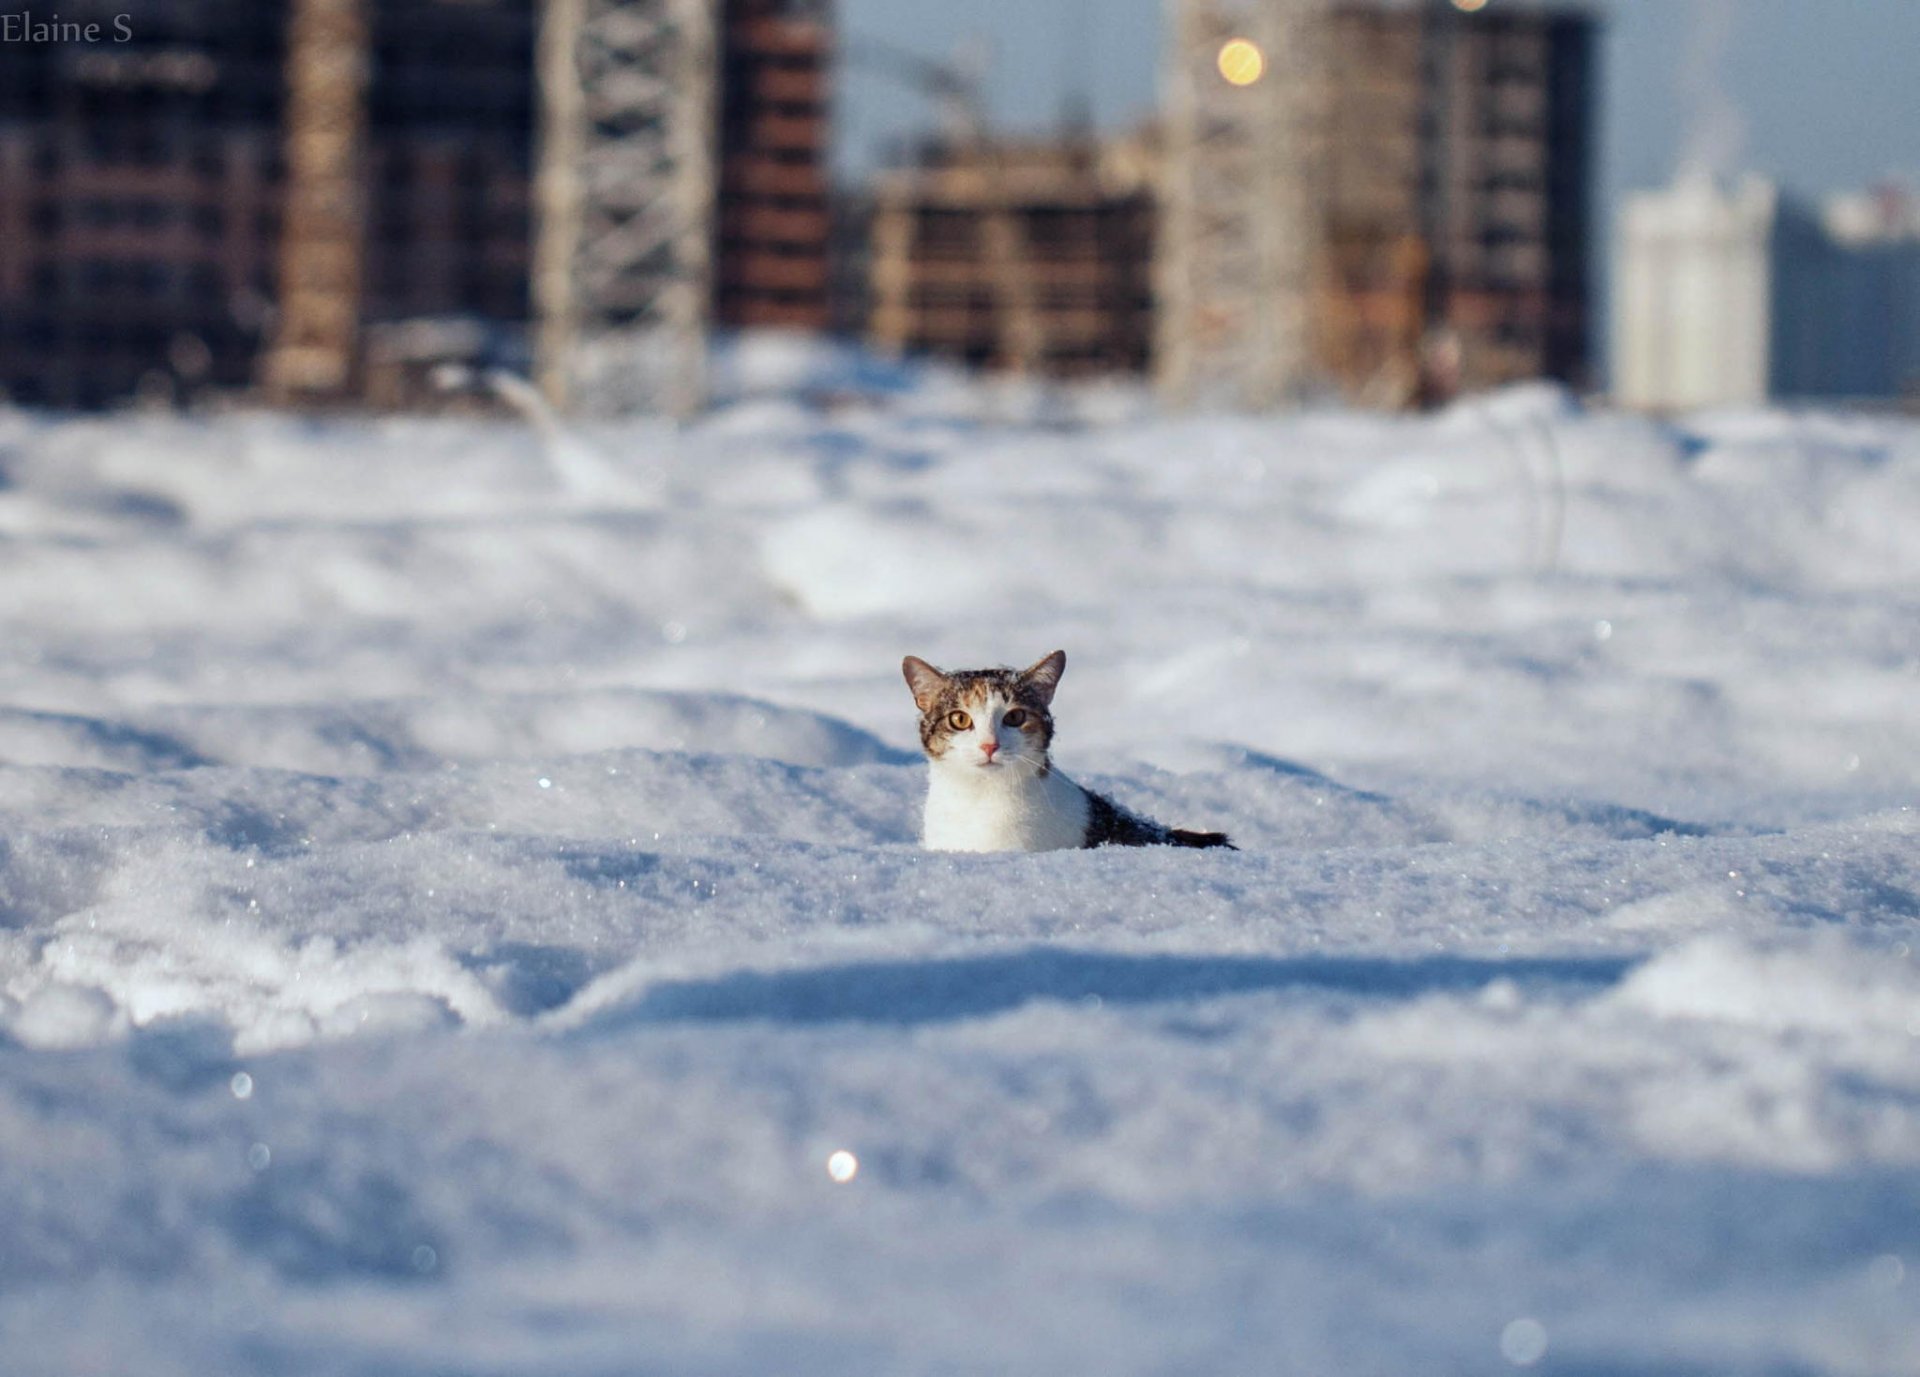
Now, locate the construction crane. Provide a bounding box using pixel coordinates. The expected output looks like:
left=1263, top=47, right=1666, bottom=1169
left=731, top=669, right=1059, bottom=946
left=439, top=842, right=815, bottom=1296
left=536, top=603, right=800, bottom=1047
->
left=263, top=0, right=370, bottom=402
left=843, top=34, right=989, bottom=149
left=534, top=0, right=720, bottom=419
left=849, top=34, right=1053, bottom=375
left=1156, top=0, right=1329, bottom=408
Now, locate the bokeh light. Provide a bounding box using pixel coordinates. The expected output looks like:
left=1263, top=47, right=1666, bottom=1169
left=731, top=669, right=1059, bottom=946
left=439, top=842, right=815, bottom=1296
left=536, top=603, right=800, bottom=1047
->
left=1454, top=0, right=1491, bottom=11
left=1500, top=1317, right=1549, bottom=1367
left=1217, top=38, right=1265, bottom=87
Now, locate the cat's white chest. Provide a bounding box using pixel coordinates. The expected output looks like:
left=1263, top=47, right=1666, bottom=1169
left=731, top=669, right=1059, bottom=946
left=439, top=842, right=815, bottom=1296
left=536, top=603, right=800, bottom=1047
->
left=922, top=766, right=1088, bottom=853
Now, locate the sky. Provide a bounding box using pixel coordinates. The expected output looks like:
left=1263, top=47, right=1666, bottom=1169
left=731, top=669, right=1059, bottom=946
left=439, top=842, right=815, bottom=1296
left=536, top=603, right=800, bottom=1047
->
left=834, top=0, right=1920, bottom=374
left=836, top=0, right=1920, bottom=199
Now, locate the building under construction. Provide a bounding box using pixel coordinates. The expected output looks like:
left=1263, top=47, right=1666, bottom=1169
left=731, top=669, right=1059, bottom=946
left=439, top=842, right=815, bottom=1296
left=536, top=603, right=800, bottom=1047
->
left=1312, top=0, right=1595, bottom=403
left=869, top=0, right=1595, bottom=404
left=0, top=0, right=831, bottom=410
left=1162, top=0, right=1597, bottom=405
left=3, top=0, right=1589, bottom=411
left=0, top=1, right=287, bottom=407
left=866, top=136, right=1156, bottom=377
left=715, top=0, right=832, bottom=330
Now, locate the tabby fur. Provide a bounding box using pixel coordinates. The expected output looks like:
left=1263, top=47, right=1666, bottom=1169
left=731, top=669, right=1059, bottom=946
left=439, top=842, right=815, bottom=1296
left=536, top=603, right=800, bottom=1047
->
left=902, top=650, right=1235, bottom=853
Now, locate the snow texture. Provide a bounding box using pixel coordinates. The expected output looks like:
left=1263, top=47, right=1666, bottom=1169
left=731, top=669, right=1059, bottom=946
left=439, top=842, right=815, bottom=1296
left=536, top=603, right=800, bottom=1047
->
left=0, top=336, right=1916, bottom=1374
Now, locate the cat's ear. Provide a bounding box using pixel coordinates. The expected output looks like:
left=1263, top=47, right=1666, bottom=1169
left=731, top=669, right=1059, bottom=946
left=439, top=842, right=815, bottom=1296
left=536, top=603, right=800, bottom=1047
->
left=902, top=656, right=949, bottom=712
left=1019, top=650, right=1066, bottom=706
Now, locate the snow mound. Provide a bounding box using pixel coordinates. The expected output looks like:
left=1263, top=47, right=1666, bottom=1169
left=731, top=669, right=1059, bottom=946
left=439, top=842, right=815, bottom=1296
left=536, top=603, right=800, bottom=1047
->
left=0, top=690, right=905, bottom=774
left=1, top=358, right=1918, bottom=1374
left=1614, top=934, right=1920, bottom=1038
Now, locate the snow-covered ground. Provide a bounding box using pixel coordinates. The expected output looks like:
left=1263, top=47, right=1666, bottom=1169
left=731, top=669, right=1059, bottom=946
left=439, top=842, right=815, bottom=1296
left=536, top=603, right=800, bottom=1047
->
left=1, top=337, right=1916, bottom=1375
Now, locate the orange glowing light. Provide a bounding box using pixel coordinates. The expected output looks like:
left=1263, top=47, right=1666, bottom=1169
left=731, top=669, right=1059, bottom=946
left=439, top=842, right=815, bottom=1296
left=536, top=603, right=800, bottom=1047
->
left=1453, top=0, right=1490, bottom=11
left=1217, top=38, right=1265, bottom=87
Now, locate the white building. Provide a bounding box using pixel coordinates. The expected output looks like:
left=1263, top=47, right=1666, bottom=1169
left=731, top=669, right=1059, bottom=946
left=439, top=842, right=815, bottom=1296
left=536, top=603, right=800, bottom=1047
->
left=1615, top=175, right=1778, bottom=410
left=1614, top=175, right=1920, bottom=410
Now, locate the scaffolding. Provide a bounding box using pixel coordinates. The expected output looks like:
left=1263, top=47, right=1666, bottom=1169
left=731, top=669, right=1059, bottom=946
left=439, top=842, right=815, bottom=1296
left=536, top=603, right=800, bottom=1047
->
left=535, top=0, right=720, bottom=417
left=1156, top=0, right=1328, bottom=409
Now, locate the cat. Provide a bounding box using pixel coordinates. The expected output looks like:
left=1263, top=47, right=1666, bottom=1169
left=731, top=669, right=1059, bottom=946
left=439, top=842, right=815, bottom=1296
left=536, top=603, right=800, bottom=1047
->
left=902, top=649, right=1236, bottom=853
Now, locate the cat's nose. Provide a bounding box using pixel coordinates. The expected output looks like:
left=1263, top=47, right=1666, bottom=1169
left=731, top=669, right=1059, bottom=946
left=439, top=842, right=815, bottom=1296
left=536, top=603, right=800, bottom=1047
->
left=980, top=741, right=998, bottom=760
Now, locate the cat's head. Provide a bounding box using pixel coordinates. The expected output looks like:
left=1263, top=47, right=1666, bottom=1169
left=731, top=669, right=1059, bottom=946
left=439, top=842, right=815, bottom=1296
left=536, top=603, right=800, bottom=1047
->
left=902, top=650, right=1065, bottom=777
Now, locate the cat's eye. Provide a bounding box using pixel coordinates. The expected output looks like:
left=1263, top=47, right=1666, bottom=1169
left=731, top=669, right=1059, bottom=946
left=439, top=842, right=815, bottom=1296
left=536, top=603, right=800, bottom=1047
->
left=1003, top=709, right=1029, bottom=728
left=946, top=710, right=972, bottom=732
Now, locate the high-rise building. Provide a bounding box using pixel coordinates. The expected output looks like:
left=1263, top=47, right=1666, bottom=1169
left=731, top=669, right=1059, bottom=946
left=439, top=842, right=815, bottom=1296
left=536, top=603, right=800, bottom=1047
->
left=715, top=0, right=832, bottom=331
left=1804, top=186, right=1920, bottom=403
left=1615, top=175, right=1920, bottom=410
left=1154, top=0, right=1595, bottom=406
left=0, top=1, right=289, bottom=408
left=1315, top=0, right=1596, bottom=402
left=885, top=0, right=1598, bottom=402
left=0, top=0, right=534, bottom=409
left=0, top=0, right=833, bottom=410
left=1613, top=175, right=1782, bottom=411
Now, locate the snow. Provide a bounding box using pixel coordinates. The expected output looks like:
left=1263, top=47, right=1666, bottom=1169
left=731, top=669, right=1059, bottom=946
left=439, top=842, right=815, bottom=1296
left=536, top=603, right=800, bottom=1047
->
left=1, top=336, right=1917, bottom=1373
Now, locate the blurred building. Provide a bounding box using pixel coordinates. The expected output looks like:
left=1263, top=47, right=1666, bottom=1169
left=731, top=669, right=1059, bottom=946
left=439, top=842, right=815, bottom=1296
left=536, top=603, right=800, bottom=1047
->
left=0, top=0, right=536, bottom=410
left=1155, top=0, right=1596, bottom=406
left=1807, top=186, right=1920, bottom=403
left=1613, top=175, right=1781, bottom=410
left=865, top=136, right=1156, bottom=376
left=1315, top=0, right=1595, bottom=403
left=715, top=0, right=832, bottom=331
left=0, top=1, right=288, bottom=408
left=0, top=0, right=831, bottom=410
left=875, top=0, right=1596, bottom=400
left=1615, top=176, right=1920, bottom=410
left=361, top=0, right=539, bottom=382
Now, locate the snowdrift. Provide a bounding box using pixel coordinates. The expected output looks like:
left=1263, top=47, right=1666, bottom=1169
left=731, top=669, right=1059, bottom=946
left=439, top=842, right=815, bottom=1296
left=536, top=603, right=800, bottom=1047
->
left=0, top=347, right=1916, bottom=1374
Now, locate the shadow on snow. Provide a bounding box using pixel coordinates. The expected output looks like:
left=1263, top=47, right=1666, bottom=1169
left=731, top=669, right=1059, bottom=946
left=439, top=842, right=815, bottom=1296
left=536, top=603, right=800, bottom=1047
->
left=584, top=947, right=1640, bottom=1031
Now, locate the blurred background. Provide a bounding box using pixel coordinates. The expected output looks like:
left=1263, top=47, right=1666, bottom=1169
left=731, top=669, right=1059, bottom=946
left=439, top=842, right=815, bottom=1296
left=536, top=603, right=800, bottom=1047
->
left=0, top=0, right=1914, bottom=416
